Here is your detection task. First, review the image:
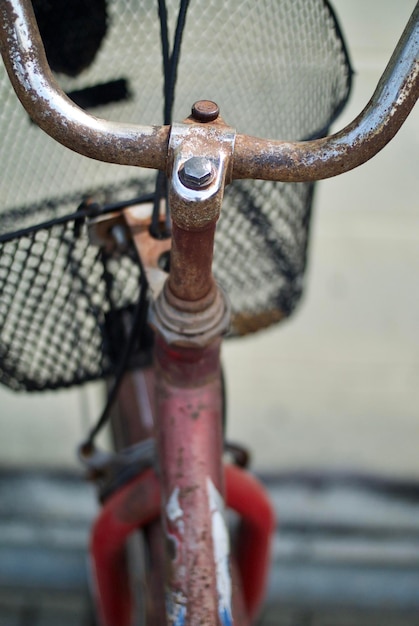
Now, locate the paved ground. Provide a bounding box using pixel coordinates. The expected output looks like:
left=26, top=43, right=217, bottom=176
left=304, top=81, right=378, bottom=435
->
left=0, top=1, right=417, bottom=479
left=1, top=470, right=419, bottom=625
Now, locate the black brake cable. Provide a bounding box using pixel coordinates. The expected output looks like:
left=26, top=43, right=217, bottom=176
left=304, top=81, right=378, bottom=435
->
left=81, top=253, right=149, bottom=453
left=151, top=0, right=190, bottom=239
left=158, top=0, right=171, bottom=102
left=165, top=0, right=190, bottom=125
left=150, top=0, right=171, bottom=238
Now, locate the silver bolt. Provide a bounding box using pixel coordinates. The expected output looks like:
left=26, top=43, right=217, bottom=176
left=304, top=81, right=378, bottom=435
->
left=179, top=157, right=214, bottom=189
left=110, top=223, right=129, bottom=252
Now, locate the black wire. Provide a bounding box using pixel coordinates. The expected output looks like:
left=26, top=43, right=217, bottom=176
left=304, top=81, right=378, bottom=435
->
left=151, top=0, right=170, bottom=239
left=165, top=0, right=190, bottom=125
left=0, top=192, right=156, bottom=244
left=152, top=0, right=190, bottom=239
left=158, top=0, right=190, bottom=125
left=150, top=170, right=168, bottom=238
left=82, top=255, right=149, bottom=449
left=158, top=0, right=171, bottom=124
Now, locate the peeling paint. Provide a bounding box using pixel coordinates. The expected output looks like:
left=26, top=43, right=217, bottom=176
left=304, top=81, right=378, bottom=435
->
left=207, top=478, right=233, bottom=626
left=166, top=486, right=184, bottom=559
left=166, top=589, right=187, bottom=626
left=167, top=486, right=183, bottom=523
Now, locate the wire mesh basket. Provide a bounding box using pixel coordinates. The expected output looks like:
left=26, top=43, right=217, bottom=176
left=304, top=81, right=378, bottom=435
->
left=0, top=0, right=352, bottom=391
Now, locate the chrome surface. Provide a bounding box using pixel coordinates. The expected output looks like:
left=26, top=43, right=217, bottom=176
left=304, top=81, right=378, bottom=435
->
left=0, top=0, right=168, bottom=170
left=179, top=156, right=215, bottom=189
left=0, top=0, right=416, bottom=182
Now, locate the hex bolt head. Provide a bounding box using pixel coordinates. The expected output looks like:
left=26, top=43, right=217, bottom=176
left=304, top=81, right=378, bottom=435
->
left=179, top=157, right=215, bottom=190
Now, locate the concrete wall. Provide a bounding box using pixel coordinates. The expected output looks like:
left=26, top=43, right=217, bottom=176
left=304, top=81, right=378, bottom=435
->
left=225, top=0, right=419, bottom=476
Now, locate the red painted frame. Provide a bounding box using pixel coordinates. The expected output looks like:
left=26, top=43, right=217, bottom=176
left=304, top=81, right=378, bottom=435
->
left=90, top=463, right=275, bottom=626
left=154, top=336, right=227, bottom=624
left=91, top=331, right=275, bottom=626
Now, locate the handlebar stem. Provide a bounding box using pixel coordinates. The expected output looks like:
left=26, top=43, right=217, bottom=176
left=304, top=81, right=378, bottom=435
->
left=149, top=118, right=234, bottom=347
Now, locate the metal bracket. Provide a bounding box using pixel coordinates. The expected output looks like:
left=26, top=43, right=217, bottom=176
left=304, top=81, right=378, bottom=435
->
left=87, top=202, right=172, bottom=301
left=123, top=203, right=171, bottom=300
left=168, top=121, right=236, bottom=231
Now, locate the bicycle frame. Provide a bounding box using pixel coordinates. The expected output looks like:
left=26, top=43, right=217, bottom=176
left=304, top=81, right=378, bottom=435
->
left=0, top=1, right=418, bottom=625
left=95, top=363, right=273, bottom=626
left=88, top=112, right=275, bottom=624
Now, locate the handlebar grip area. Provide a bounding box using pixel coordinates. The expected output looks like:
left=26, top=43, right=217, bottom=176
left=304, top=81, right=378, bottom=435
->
left=233, top=2, right=419, bottom=182
left=0, top=0, right=417, bottom=183
left=0, top=0, right=169, bottom=171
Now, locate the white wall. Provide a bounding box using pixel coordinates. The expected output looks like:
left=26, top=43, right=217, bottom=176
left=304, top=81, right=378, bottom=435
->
left=225, top=0, right=419, bottom=476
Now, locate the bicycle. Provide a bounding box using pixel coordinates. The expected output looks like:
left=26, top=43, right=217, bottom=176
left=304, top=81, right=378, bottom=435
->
left=0, top=0, right=417, bottom=624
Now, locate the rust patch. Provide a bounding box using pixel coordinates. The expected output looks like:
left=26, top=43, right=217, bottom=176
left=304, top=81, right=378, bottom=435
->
left=231, top=308, right=285, bottom=335
left=180, top=484, right=199, bottom=497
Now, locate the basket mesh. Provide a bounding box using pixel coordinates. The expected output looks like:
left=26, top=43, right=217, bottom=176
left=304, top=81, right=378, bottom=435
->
left=0, top=0, right=352, bottom=391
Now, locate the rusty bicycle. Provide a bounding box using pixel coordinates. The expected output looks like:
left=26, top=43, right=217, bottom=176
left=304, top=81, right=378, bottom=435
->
left=0, top=0, right=418, bottom=624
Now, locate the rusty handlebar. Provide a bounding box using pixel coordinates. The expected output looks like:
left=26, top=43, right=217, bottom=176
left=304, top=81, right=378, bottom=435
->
left=0, top=0, right=418, bottom=183
left=0, top=0, right=170, bottom=170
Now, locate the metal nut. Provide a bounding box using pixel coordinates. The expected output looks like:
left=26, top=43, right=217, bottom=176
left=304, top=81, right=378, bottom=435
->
left=191, top=100, right=220, bottom=122
left=179, top=157, right=215, bottom=190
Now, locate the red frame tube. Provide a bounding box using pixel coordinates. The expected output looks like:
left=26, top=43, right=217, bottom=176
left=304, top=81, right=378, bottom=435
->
left=154, top=336, right=227, bottom=624
left=90, top=468, right=161, bottom=626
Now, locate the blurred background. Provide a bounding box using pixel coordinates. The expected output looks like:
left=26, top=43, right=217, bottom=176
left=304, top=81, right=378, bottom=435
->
left=225, top=0, right=419, bottom=477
